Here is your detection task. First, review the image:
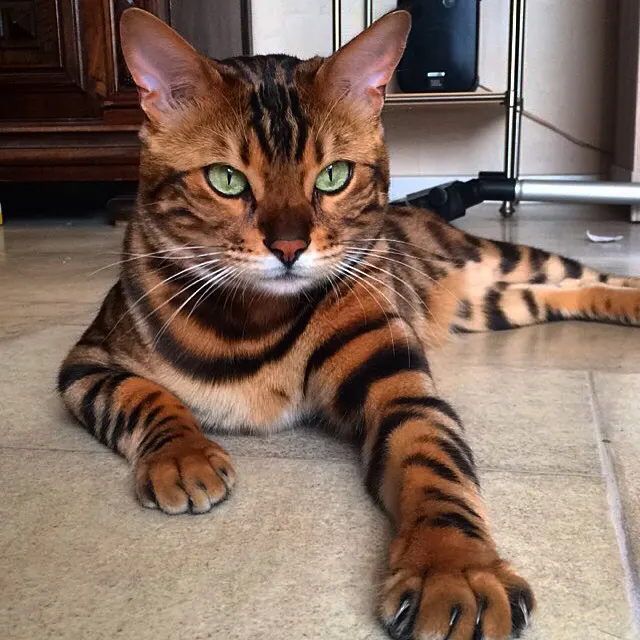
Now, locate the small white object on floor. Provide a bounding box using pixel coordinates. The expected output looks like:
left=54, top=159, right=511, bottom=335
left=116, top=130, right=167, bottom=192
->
left=586, top=230, right=624, bottom=243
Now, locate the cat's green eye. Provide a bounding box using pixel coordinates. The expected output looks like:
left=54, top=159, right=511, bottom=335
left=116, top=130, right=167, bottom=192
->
left=314, top=161, right=352, bottom=194
left=205, top=164, right=249, bottom=197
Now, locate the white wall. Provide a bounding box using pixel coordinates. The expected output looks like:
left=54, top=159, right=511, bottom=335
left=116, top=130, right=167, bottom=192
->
left=251, top=0, right=619, bottom=179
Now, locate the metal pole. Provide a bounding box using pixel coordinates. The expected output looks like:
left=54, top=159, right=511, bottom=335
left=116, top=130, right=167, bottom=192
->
left=515, top=180, right=640, bottom=205
left=332, top=0, right=342, bottom=52
left=501, top=0, right=526, bottom=218
left=365, top=0, right=373, bottom=28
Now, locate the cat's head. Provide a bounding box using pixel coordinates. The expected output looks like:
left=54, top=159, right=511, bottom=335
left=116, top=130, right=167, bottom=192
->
left=120, top=8, right=410, bottom=296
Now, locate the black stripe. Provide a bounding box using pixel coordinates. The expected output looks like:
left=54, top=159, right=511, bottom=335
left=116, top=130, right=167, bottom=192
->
left=314, top=137, right=324, bottom=164
left=96, top=373, right=133, bottom=444
left=109, top=410, right=127, bottom=449
left=522, top=290, right=539, bottom=319
left=385, top=219, right=448, bottom=278
left=144, top=406, right=164, bottom=429
left=496, top=241, right=521, bottom=275
left=154, top=415, right=179, bottom=430
left=529, top=273, right=547, bottom=285
left=146, top=171, right=187, bottom=202
left=461, top=234, right=483, bottom=263
left=450, top=324, right=474, bottom=334
left=127, top=274, right=327, bottom=381
left=138, top=430, right=181, bottom=459
left=436, top=438, right=479, bottom=486
left=434, top=423, right=474, bottom=465
left=365, top=410, right=423, bottom=499
left=335, top=347, right=430, bottom=417
left=268, top=83, right=294, bottom=158
left=561, top=256, right=583, bottom=280
left=485, top=289, right=512, bottom=331
left=303, top=316, right=396, bottom=392
left=98, top=405, right=112, bottom=446
left=80, top=376, right=110, bottom=428
left=390, top=396, right=463, bottom=428
left=249, top=90, right=272, bottom=160
left=361, top=201, right=382, bottom=216
left=288, top=88, right=308, bottom=161
left=529, top=247, right=549, bottom=274
left=402, top=454, right=460, bottom=484
left=428, top=511, right=483, bottom=540
left=599, top=273, right=609, bottom=284
left=457, top=299, right=472, bottom=320
left=126, top=391, right=162, bottom=434
left=239, top=137, right=250, bottom=165
left=546, top=306, right=564, bottom=322
left=423, top=487, right=480, bottom=519
left=57, top=364, right=112, bottom=394
left=425, top=219, right=456, bottom=257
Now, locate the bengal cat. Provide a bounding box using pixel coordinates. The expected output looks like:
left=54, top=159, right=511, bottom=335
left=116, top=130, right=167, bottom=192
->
left=58, top=8, right=640, bottom=640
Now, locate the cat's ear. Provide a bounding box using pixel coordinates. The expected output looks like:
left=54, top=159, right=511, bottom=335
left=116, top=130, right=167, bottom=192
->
left=120, top=8, right=218, bottom=122
left=317, top=10, right=411, bottom=113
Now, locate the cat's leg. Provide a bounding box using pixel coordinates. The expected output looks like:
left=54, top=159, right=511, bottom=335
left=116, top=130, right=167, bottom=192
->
left=305, top=319, right=533, bottom=639
left=58, top=351, right=235, bottom=514
left=452, top=279, right=640, bottom=332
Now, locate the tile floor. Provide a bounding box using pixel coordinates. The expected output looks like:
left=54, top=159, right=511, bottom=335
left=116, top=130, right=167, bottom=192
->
left=1, top=204, right=639, bottom=640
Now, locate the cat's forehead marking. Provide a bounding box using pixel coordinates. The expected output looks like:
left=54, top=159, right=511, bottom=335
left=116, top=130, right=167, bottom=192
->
left=220, top=55, right=311, bottom=164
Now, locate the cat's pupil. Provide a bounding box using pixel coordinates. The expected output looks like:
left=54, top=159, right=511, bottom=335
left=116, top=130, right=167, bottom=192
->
left=226, top=167, right=233, bottom=186
left=327, top=165, right=334, bottom=182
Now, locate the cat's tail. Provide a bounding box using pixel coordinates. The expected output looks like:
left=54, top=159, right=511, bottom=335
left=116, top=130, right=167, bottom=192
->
left=450, top=235, right=640, bottom=333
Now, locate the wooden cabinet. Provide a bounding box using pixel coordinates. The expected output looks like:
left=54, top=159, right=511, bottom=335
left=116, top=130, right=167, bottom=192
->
left=0, top=0, right=251, bottom=181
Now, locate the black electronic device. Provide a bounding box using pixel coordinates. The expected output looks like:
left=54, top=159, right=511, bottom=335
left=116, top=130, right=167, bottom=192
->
left=396, top=0, right=480, bottom=93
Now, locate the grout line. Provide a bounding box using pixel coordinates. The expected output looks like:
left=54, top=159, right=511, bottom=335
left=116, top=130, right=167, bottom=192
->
left=0, top=443, right=603, bottom=478
left=588, top=371, right=640, bottom=630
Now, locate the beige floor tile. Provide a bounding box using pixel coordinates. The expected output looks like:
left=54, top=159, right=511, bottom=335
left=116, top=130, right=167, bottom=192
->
left=0, top=324, right=602, bottom=477
left=0, top=302, right=97, bottom=340
left=1, top=226, right=124, bottom=256
left=0, top=252, right=116, bottom=304
left=431, top=363, right=601, bottom=475
left=432, top=323, right=640, bottom=373
left=0, top=450, right=633, bottom=640
left=456, top=211, right=640, bottom=276
left=0, top=450, right=389, bottom=640
left=483, top=469, right=636, bottom=640
left=592, top=373, right=640, bottom=604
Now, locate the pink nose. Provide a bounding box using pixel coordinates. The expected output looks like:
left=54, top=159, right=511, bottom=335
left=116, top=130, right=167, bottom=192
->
left=267, top=238, right=309, bottom=267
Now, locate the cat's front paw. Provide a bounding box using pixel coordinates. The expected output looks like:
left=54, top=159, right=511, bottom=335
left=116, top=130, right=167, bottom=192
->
left=135, top=434, right=235, bottom=515
left=380, top=558, right=534, bottom=640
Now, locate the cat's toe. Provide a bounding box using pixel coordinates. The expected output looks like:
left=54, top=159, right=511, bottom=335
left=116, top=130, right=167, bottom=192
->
left=135, top=435, right=235, bottom=515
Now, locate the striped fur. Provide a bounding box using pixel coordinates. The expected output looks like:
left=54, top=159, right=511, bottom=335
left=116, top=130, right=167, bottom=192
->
left=57, top=10, right=639, bottom=640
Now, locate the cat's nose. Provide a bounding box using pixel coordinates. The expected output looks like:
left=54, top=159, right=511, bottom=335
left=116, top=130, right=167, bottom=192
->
left=266, top=238, right=309, bottom=267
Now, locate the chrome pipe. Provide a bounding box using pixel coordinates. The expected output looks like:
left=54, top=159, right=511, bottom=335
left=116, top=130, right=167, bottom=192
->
left=501, top=0, right=527, bottom=217
left=385, top=91, right=506, bottom=105
left=365, top=0, right=373, bottom=28
left=515, top=180, right=640, bottom=205
left=332, top=0, right=342, bottom=52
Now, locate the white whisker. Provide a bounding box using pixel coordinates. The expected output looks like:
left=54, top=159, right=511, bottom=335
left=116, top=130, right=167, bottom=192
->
left=152, top=266, right=236, bottom=348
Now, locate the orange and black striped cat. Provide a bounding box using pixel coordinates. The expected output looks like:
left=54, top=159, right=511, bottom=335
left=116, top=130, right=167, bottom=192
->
left=59, top=8, right=640, bottom=640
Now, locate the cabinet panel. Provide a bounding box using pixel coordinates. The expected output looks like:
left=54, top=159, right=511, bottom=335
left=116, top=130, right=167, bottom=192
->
left=0, top=0, right=61, bottom=68
left=0, top=0, right=252, bottom=183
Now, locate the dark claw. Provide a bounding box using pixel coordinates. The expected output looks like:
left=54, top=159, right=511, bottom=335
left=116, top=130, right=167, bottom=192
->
left=388, top=591, right=418, bottom=640
left=443, top=604, right=462, bottom=640
left=508, top=587, right=534, bottom=637
left=145, top=480, right=158, bottom=506
left=473, top=598, right=487, bottom=640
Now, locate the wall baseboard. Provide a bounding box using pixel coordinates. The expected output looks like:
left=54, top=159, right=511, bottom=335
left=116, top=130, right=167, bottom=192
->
left=389, top=174, right=602, bottom=202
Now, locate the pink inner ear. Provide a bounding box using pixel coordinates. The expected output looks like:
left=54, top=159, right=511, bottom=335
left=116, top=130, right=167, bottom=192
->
left=120, top=9, right=210, bottom=119
left=319, top=11, right=411, bottom=111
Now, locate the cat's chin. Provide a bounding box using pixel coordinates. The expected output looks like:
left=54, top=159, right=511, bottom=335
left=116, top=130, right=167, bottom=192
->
left=254, top=275, right=319, bottom=297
